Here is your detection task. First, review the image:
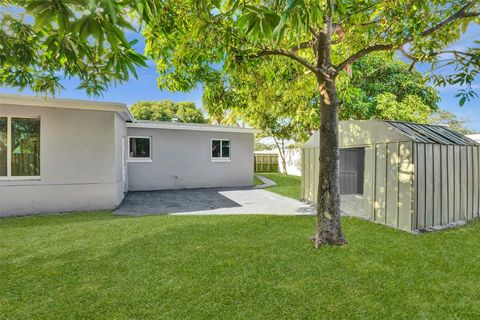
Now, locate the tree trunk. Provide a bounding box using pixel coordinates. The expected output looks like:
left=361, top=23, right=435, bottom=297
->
left=280, top=139, right=288, bottom=175
left=281, top=156, right=288, bottom=175
left=273, top=137, right=288, bottom=175
left=312, top=76, right=346, bottom=247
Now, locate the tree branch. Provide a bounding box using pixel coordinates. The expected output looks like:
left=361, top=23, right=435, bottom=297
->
left=433, top=50, right=477, bottom=57
left=339, top=0, right=383, bottom=23
left=238, top=50, right=316, bottom=73
left=461, top=12, right=480, bottom=18
left=289, top=40, right=314, bottom=53
left=336, top=44, right=394, bottom=71
left=336, top=0, right=478, bottom=71
left=399, top=46, right=418, bottom=61
left=309, top=26, right=319, bottom=38
left=420, top=0, right=478, bottom=37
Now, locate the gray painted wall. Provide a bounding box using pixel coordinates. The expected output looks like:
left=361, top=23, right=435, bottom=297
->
left=127, top=127, right=254, bottom=190
left=0, top=104, right=126, bottom=216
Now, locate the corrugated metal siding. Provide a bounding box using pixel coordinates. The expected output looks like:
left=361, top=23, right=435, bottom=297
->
left=413, top=144, right=480, bottom=227
left=303, top=141, right=414, bottom=231
left=363, top=146, right=375, bottom=220
left=302, top=121, right=480, bottom=232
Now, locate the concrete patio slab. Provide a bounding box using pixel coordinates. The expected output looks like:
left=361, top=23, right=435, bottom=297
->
left=114, top=187, right=316, bottom=216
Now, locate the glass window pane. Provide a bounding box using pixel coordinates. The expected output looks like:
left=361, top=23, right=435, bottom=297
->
left=212, top=140, right=220, bottom=158
left=130, top=137, right=150, bottom=158
left=0, top=117, right=7, bottom=176
left=11, top=118, right=40, bottom=176
left=221, top=140, right=230, bottom=158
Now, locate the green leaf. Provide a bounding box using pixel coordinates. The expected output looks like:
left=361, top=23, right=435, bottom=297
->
left=273, top=0, right=297, bottom=43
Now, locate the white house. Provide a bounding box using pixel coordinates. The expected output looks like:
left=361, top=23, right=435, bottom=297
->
left=0, top=94, right=257, bottom=216
left=467, top=134, right=480, bottom=143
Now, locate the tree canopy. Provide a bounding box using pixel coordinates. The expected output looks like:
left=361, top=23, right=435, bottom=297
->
left=204, top=53, right=441, bottom=143
left=0, top=0, right=155, bottom=96
left=130, top=100, right=206, bottom=123
left=339, top=53, right=440, bottom=121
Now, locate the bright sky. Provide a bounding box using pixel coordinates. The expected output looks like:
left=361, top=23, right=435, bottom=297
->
left=0, top=22, right=478, bottom=132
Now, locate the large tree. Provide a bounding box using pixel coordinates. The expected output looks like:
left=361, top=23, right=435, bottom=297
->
left=143, top=0, right=479, bottom=247
left=203, top=53, right=441, bottom=167
left=130, top=100, right=206, bottom=123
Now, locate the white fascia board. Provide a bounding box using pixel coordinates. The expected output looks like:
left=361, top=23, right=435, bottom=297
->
left=0, top=93, right=127, bottom=113
left=127, top=121, right=260, bottom=134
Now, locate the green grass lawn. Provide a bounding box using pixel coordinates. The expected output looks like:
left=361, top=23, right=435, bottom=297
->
left=2, top=212, right=480, bottom=319
left=257, top=172, right=302, bottom=200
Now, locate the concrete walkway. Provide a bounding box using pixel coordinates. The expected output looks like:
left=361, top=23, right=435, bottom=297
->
left=254, top=175, right=277, bottom=188
left=114, top=187, right=316, bottom=216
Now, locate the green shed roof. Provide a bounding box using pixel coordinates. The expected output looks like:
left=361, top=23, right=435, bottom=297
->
left=386, top=121, right=478, bottom=145
left=303, top=120, right=479, bottom=148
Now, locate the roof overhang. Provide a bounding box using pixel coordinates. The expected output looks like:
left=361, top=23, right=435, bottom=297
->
left=127, top=121, right=259, bottom=134
left=467, top=134, right=480, bottom=143
left=0, top=93, right=133, bottom=121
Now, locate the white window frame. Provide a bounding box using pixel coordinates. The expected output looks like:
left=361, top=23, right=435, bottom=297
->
left=0, top=115, right=41, bottom=180
left=211, top=138, right=231, bottom=162
left=128, top=136, right=152, bottom=162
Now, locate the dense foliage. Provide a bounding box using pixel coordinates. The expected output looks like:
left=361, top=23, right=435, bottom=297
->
left=340, top=54, right=440, bottom=121
left=0, top=0, right=156, bottom=96
left=204, top=53, right=442, bottom=143
left=130, top=101, right=205, bottom=123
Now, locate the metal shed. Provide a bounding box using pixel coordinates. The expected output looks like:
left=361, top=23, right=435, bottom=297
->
left=302, top=120, right=480, bottom=232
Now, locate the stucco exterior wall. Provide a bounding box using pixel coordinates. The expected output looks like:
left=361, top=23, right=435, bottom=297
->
left=0, top=104, right=125, bottom=216
left=114, top=112, right=128, bottom=198
left=127, top=127, right=254, bottom=190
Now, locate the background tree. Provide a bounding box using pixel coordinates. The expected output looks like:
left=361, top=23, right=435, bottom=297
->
left=254, top=141, right=276, bottom=151
left=429, top=110, right=475, bottom=134
left=0, top=0, right=156, bottom=96
left=142, top=0, right=479, bottom=247
left=130, top=101, right=206, bottom=123
left=339, top=53, right=440, bottom=121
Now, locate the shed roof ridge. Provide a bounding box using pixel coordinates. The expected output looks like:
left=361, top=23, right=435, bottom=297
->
left=385, top=120, right=478, bottom=145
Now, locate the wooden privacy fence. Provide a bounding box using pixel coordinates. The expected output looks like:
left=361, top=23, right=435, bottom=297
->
left=254, top=153, right=278, bottom=172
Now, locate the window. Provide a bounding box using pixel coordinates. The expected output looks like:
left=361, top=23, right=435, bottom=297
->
left=211, top=139, right=230, bottom=161
left=0, top=116, right=41, bottom=178
left=128, top=136, right=151, bottom=161
left=0, top=117, right=7, bottom=176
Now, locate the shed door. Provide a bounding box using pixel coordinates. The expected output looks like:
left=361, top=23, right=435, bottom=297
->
left=340, top=148, right=364, bottom=195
